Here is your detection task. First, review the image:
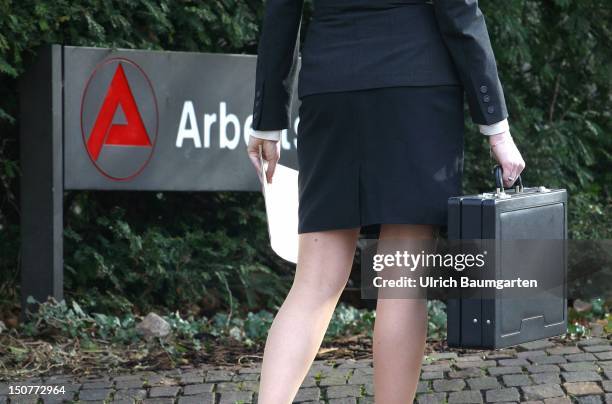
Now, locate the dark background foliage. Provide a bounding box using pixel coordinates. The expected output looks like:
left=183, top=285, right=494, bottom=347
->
left=0, top=0, right=610, bottom=320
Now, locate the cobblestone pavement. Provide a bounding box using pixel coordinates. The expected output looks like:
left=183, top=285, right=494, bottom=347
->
left=1, top=337, right=611, bottom=403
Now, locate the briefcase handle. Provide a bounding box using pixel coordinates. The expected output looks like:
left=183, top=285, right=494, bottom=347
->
left=494, top=165, right=524, bottom=195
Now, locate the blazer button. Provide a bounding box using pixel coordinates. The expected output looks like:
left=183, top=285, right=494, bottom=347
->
left=256, top=90, right=261, bottom=97
left=487, top=106, right=495, bottom=114
left=483, top=95, right=490, bottom=103
left=255, top=99, right=260, bottom=106
left=480, top=85, right=488, bottom=94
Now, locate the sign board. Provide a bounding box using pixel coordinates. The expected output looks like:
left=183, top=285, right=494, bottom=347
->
left=19, top=45, right=300, bottom=313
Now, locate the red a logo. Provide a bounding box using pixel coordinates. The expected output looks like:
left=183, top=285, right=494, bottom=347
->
left=87, top=64, right=152, bottom=160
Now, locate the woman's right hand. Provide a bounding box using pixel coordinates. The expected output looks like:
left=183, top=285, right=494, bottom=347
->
left=247, top=136, right=280, bottom=184
left=489, top=131, right=526, bottom=188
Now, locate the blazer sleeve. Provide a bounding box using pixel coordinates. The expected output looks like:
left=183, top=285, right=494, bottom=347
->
left=433, top=0, right=508, bottom=125
left=252, top=0, right=305, bottom=131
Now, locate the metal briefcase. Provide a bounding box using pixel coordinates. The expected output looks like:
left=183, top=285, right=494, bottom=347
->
left=446, top=166, right=568, bottom=349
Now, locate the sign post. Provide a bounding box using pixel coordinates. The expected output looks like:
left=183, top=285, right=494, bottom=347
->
left=19, top=45, right=300, bottom=315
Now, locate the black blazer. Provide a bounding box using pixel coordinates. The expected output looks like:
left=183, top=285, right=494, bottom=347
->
left=252, top=0, right=508, bottom=131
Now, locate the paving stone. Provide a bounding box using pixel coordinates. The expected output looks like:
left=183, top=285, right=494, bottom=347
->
left=326, top=385, right=362, bottom=399
left=233, top=372, right=259, bottom=381
left=238, top=366, right=262, bottom=374
left=561, top=371, right=602, bottom=382
left=561, top=362, right=599, bottom=372
left=565, top=353, right=597, bottom=362
left=115, top=379, right=145, bottom=389
left=319, top=372, right=349, bottom=386
left=183, top=383, right=214, bottom=395
left=416, top=381, right=429, bottom=393
left=159, top=369, right=182, bottom=377
left=544, top=398, right=571, bottom=404
left=600, top=361, right=612, bottom=369
left=521, top=384, right=565, bottom=400
left=484, top=388, right=520, bottom=402
left=526, top=365, right=560, bottom=374
left=143, top=399, right=175, bottom=404
left=422, top=364, right=452, bottom=372
left=417, top=392, right=447, bottom=404
left=502, top=374, right=531, bottom=387
left=81, top=381, right=113, bottom=389
left=347, top=370, right=371, bottom=384
left=79, top=375, right=110, bottom=383
left=575, top=396, right=603, bottom=404
left=217, top=390, right=253, bottom=403
left=177, top=394, right=215, bottom=404
left=488, top=367, right=522, bottom=376
left=498, top=359, right=530, bottom=367
left=455, top=361, right=497, bottom=369
left=148, top=386, right=180, bottom=398
left=530, top=373, right=560, bottom=385
left=144, top=375, right=177, bottom=387
left=449, top=368, right=485, bottom=379
left=294, top=387, right=321, bottom=402
left=179, top=373, right=204, bottom=385
left=53, top=383, right=80, bottom=393
left=446, top=390, right=482, bottom=403
left=215, top=382, right=242, bottom=392
left=78, top=388, right=112, bottom=401
left=114, top=388, right=147, bottom=400
left=528, top=355, right=566, bottom=365
left=457, top=356, right=484, bottom=362
left=604, top=381, right=612, bottom=392
left=583, top=345, right=612, bottom=353
left=606, top=370, right=612, bottom=380
left=113, top=375, right=144, bottom=382
left=7, top=396, right=39, bottom=404
left=521, top=401, right=544, bottom=404
left=467, top=377, right=500, bottom=390
left=354, top=366, right=374, bottom=375
left=597, top=352, right=612, bottom=360
left=335, top=359, right=363, bottom=369
left=546, top=346, right=582, bottom=355
left=606, top=393, right=612, bottom=404
left=42, top=395, right=77, bottom=404
left=563, top=382, right=603, bottom=396
left=578, top=338, right=609, bottom=347
left=363, top=383, right=374, bottom=396
left=328, top=398, right=357, bottom=404
left=517, top=350, right=547, bottom=359
left=519, top=340, right=556, bottom=351
left=204, top=370, right=235, bottom=382
left=576, top=396, right=603, bottom=404
left=421, top=371, right=444, bottom=380
left=433, top=379, right=466, bottom=392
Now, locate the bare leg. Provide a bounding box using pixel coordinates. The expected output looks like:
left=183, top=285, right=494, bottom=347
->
left=257, top=227, right=361, bottom=404
left=373, top=224, right=435, bottom=404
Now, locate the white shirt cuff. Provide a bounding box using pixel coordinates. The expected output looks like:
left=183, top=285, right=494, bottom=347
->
left=250, top=129, right=282, bottom=141
left=479, top=118, right=509, bottom=136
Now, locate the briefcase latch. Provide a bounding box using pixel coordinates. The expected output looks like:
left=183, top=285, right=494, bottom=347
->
left=495, top=189, right=512, bottom=199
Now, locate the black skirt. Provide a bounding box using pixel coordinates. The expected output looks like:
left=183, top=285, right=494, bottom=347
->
left=296, top=85, right=465, bottom=234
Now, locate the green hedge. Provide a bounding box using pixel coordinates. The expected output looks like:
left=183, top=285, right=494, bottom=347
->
left=0, top=0, right=610, bottom=315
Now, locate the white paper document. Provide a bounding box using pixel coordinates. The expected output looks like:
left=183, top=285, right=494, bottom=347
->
left=259, top=151, right=299, bottom=263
